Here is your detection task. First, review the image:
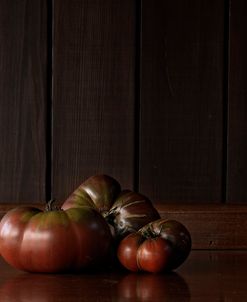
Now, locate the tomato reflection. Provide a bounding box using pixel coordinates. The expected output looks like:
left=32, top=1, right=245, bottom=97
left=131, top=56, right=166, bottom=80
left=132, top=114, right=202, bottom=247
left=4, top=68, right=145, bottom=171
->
left=0, top=270, right=190, bottom=302
left=117, top=272, right=190, bottom=302
left=0, top=272, right=119, bottom=302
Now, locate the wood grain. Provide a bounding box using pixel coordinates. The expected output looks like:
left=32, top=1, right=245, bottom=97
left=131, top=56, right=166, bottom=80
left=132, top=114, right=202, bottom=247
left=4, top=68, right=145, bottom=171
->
left=0, top=1, right=47, bottom=202
left=139, top=0, right=225, bottom=203
left=227, top=0, right=247, bottom=202
left=157, top=203, right=247, bottom=249
left=52, top=0, right=136, bottom=202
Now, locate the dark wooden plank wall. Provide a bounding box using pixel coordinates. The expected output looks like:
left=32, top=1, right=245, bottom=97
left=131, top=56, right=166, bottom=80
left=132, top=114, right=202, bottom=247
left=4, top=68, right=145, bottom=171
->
left=52, top=0, right=136, bottom=202
left=139, top=0, right=225, bottom=202
left=227, top=0, right=247, bottom=203
left=0, top=1, right=246, bottom=205
left=0, top=1, right=47, bottom=202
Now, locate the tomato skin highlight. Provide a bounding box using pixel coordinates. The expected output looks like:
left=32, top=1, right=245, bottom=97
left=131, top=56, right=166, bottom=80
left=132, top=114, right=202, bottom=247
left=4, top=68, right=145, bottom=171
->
left=0, top=205, right=112, bottom=273
left=117, top=233, right=144, bottom=272
left=137, top=238, right=172, bottom=273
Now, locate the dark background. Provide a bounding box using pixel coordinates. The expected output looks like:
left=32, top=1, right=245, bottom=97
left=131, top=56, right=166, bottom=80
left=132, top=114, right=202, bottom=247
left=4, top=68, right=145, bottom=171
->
left=0, top=0, right=246, bottom=207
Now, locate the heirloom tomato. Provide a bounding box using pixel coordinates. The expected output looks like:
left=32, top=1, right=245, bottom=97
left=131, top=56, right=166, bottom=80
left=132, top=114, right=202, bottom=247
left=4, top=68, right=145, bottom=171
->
left=62, top=174, right=160, bottom=240
left=0, top=200, right=112, bottom=273
left=117, top=219, right=191, bottom=273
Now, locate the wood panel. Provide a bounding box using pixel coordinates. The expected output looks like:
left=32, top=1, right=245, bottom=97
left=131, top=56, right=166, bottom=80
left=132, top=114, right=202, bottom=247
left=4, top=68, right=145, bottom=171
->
left=1, top=203, right=247, bottom=250
left=157, top=203, right=247, bottom=249
left=0, top=1, right=47, bottom=202
left=139, top=0, right=225, bottom=203
left=53, top=0, right=136, bottom=201
left=227, top=0, right=247, bottom=202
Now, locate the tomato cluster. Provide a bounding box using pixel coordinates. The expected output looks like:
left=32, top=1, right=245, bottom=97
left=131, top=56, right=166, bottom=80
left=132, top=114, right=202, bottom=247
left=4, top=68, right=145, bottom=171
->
left=62, top=174, right=160, bottom=240
left=0, top=174, right=191, bottom=273
left=117, top=219, right=191, bottom=273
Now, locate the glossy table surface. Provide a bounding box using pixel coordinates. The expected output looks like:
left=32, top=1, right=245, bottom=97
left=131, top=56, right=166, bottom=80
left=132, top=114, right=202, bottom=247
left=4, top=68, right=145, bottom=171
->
left=0, top=250, right=246, bottom=301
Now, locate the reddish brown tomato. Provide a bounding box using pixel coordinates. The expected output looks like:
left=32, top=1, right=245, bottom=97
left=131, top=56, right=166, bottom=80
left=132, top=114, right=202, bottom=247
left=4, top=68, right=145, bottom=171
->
left=118, top=233, right=172, bottom=273
left=117, top=219, right=191, bottom=273
left=0, top=202, right=112, bottom=273
left=62, top=174, right=160, bottom=240
left=137, top=238, right=172, bottom=273
left=117, top=233, right=144, bottom=272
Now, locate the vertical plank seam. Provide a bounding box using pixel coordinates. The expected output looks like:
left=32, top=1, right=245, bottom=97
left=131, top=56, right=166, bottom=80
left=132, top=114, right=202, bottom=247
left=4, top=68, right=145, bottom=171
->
left=222, top=0, right=230, bottom=203
left=134, top=0, right=142, bottom=192
left=45, top=0, right=53, bottom=202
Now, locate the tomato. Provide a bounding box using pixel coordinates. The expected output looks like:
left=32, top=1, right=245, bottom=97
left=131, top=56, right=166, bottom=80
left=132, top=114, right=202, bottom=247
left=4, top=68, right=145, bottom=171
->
left=137, top=237, right=172, bottom=273
left=117, top=233, right=172, bottom=273
left=0, top=200, right=112, bottom=273
left=62, top=174, right=160, bottom=239
left=117, top=219, right=191, bottom=273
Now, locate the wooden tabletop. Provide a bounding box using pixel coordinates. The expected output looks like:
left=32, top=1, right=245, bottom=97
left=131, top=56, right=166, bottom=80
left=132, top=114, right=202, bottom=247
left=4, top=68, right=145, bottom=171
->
left=0, top=250, right=246, bottom=301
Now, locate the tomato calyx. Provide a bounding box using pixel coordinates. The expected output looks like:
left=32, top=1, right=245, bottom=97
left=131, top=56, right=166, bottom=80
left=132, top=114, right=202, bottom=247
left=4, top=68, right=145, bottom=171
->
left=139, top=225, right=156, bottom=239
left=45, top=199, right=62, bottom=212
left=103, top=207, right=115, bottom=222
left=102, top=208, right=116, bottom=229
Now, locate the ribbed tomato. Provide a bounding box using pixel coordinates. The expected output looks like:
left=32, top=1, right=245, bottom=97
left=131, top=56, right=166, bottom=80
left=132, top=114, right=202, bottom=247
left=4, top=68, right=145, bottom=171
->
left=62, top=174, right=160, bottom=240
left=0, top=201, right=112, bottom=273
left=117, top=219, right=191, bottom=273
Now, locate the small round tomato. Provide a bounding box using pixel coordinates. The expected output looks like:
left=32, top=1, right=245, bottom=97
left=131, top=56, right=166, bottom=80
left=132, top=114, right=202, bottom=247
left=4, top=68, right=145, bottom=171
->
left=117, top=219, right=191, bottom=273
left=118, top=233, right=172, bottom=273
left=137, top=237, right=172, bottom=273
